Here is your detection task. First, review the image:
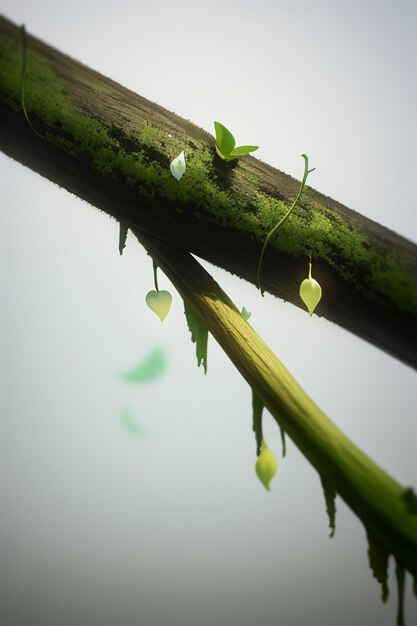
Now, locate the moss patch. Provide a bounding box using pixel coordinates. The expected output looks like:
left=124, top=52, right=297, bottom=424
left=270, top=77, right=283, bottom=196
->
left=1, top=29, right=416, bottom=315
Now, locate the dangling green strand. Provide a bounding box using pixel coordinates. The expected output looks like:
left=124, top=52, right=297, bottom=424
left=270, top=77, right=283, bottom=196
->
left=257, top=154, right=315, bottom=295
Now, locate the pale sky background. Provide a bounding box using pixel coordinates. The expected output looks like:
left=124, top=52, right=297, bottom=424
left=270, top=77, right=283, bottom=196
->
left=0, top=1, right=416, bottom=625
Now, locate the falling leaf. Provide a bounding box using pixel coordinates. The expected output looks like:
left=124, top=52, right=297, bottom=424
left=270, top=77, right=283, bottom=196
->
left=255, top=438, right=277, bottom=491
left=170, top=150, right=186, bottom=181
left=146, top=290, right=172, bottom=321
left=320, top=476, right=337, bottom=537
left=299, top=261, right=322, bottom=315
left=241, top=306, right=251, bottom=320
left=366, top=528, right=389, bottom=602
left=252, top=389, right=264, bottom=456
left=119, top=221, right=128, bottom=255
left=121, top=408, right=147, bottom=436
left=120, top=347, right=167, bottom=384
left=184, top=299, right=208, bottom=373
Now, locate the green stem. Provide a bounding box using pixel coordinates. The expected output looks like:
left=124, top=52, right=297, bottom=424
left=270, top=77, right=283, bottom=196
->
left=153, top=260, right=159, bottom=292
left=257, top=154, right=314, bottom=295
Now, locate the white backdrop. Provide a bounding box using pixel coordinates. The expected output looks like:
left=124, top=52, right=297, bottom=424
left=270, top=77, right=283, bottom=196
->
left=0, top=1, right=416, bottom=625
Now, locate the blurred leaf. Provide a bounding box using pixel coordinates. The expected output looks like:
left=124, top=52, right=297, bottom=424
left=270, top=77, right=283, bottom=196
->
left=366, top=528, right=389, bottom=602
left=119, top=221, right=128, bottom=255
left=252, top=389, right=263, bottom=456
left=320, top=475, right=337, bottom=537
left=184, top=299, right=208, bottom=374
left=402, top=487, right=417, bottom=514
left=120, top=347, right=167, bottom=383
left=229, top=145, right=259, bottom=157
left=214, top=121, right=235, bottom=156
left=121, top=408, right=147, bottom=437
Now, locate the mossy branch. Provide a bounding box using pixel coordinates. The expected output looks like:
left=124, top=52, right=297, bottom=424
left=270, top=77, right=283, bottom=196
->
left=0, top=16, right=416, bottom=368
left=133, top=227, right=417, bottom=579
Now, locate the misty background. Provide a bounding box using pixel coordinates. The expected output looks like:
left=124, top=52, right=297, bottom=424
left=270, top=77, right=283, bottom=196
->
left=0, top=1, right=416, bottom=625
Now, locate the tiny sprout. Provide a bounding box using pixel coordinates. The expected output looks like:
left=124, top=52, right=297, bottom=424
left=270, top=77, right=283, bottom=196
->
left=255, top=438, right=277, bottom=491
left=241, top=306, right=251, bottom=320
left=170, top=150, right=186, bottom=180
left=145, top=290, right=172, bottom=322
left=214, top=121, right=258, bottom=160
left=299, top=261, right=322, bottom=316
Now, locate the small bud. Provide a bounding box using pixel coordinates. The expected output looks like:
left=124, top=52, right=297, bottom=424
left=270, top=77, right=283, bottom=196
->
left=299, top=262, right=322, bottom=316
left=255, top=438, right=277, bottom=491
left=145, top=290, right=172, bottom=321
left=170, top=150, right=186, bottom=181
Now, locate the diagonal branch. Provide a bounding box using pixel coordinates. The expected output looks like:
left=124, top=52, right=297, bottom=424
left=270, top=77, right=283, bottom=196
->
left=0, top=16, right=416, bottom=368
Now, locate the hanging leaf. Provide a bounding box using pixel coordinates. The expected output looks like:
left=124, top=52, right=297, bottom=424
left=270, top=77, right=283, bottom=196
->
left=120, top=347, right=167, bottom=384
left=146, top=290, right=172, bottom=321
left=320, top=476, right=337, bottom=537
left=184, top=299, right=208, bottom=374
left=255, top=438, right=277, bottom=491
left=170, top=150, right=186, bottom=181
left=366, top=528, right=389, bottom=602
left=119, top=221, right=128, bottom=255
left=395, top=560, right=405, bottom=626
left=299, top=261, right=322, bottom=315
left=252, top=389, right=264, bottom=456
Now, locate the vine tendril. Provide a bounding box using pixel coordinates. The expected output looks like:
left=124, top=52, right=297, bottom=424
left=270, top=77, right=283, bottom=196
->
left=257, top=154, right=315, bottom=296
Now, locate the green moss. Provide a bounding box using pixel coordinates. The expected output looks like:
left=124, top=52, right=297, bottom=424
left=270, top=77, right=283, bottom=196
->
left=1, top=29, right=416, bottom=315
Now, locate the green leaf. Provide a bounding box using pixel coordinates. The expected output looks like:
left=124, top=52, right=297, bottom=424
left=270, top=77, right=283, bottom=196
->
left=184, top=299, right=208, bottom=374
left=252, top=389, right=264, bottom=456
left=214, top=121, right=235, bottom=156
left=320, top=475, right=337, bottom=537
left=366, top=528, right=389, bottom=602
left=402, top=487, right=417, bottom=514
left=120, top=408, right=147, bottom=437
left=119, top=221, right=128, bottom=255
left=229, top=145, right=259, bottom=157
left=120, top=347, right=167, bottom=383
left=241, top=306, right=251, bottom=320
left=255, top=438, right=277, bottom=491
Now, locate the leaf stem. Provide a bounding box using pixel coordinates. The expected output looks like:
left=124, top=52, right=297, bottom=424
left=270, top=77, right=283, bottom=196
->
left=153, top=260, right=159, bottom=292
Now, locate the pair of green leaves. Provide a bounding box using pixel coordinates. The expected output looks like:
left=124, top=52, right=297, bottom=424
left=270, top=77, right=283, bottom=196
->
left=214, top=121, right=258, bottom=160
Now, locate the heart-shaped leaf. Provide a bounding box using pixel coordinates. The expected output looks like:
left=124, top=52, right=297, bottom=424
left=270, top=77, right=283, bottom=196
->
left=214, top=121, right=235, bottom=156
left=146, top=290, right=172, bottom=321
left=299, top=263, right=322, bottom=315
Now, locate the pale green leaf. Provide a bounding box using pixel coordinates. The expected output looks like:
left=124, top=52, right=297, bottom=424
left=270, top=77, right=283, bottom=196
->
left=120, top=347, right=167, bottom=383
